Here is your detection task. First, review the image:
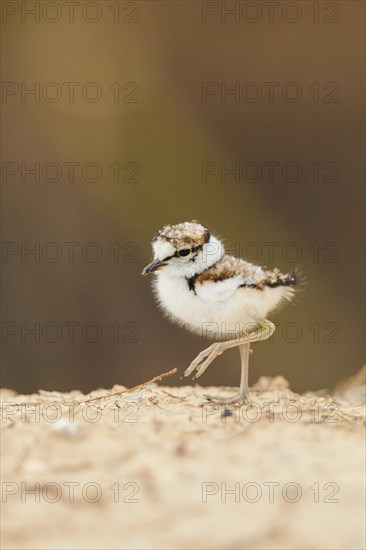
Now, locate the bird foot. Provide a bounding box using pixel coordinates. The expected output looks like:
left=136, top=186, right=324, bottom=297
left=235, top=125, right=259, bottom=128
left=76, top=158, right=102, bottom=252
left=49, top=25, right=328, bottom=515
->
left=184, top=342, right=224, bottom=379
left=203, top=391, right=250, bottom=405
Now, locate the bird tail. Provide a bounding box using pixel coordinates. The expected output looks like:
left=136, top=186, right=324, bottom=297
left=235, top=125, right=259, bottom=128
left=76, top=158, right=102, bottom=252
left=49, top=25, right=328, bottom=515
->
left=266, top=269, right=298, bottom=288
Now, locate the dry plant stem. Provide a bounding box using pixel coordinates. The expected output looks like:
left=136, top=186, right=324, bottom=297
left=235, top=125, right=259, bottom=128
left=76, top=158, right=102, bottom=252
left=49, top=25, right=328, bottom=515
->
left=0, top=368, right=178, bottom=409
left=83, top=368, right=178, bottom=403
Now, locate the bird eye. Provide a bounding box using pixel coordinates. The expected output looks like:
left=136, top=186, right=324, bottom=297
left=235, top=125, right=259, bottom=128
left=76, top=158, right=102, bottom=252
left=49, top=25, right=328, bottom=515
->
left=178, top=248, right=191, bottom=257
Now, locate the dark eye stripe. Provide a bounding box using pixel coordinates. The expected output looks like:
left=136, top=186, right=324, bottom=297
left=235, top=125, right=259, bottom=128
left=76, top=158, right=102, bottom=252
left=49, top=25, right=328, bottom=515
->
left=191, top=243, right=204, bottom=253
left=162, top=253, right=174, bottom=262
left=162, top=242, right=206, bottom=262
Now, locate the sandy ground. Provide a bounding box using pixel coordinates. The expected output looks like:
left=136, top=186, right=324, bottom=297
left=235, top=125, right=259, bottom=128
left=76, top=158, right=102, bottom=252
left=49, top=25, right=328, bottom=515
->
left=1, top=374, right=365, bottom=550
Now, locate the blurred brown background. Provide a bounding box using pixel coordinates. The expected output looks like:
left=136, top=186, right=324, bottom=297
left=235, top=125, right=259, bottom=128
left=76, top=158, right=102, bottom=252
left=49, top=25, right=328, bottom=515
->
left=1, top=1, right=365, bottom=393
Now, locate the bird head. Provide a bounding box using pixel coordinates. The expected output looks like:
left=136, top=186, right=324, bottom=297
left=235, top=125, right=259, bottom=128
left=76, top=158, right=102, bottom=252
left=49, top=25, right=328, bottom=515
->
left=142, top=221, right=223, bottom=278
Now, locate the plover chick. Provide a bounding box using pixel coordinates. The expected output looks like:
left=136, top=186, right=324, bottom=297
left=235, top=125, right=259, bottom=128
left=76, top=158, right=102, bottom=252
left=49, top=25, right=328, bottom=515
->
left=142, top=221, right=297, bottom=404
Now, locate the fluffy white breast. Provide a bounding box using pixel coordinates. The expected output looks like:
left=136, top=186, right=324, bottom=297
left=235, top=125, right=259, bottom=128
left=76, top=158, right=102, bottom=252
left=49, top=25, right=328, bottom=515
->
left=153, top=271, right=291, bottom=340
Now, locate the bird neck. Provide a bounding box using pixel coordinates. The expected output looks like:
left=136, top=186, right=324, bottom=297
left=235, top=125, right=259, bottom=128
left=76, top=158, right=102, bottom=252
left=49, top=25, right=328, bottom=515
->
left=183, top=235, right=224, bottom=279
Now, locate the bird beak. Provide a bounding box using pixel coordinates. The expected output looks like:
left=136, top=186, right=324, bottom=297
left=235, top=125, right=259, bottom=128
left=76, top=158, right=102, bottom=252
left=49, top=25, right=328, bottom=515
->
left=142, top=258, right=166, bottom=276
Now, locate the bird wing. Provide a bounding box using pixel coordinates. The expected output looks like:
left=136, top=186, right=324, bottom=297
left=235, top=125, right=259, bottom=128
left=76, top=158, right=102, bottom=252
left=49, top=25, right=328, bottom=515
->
left=193, top=256, right=266, bottom=302
left=192, top=255, right=297, bottom=302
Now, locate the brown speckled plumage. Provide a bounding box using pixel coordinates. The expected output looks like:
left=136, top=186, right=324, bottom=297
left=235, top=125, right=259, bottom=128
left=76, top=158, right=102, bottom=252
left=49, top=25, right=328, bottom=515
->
left=155, top=221, right=209, bottom=248
left=193, top=254, right=296, bottom=291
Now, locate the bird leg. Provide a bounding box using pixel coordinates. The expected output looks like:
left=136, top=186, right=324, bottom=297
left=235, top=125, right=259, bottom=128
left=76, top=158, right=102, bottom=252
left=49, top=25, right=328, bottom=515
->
left=184, top=319, right=276, bottom=404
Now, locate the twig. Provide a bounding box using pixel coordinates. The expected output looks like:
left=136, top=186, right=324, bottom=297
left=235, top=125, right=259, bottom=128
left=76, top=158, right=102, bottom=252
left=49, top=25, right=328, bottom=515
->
left=0, top=368, right=178, bottom=409
left=83, top=368, right=178, bottom=403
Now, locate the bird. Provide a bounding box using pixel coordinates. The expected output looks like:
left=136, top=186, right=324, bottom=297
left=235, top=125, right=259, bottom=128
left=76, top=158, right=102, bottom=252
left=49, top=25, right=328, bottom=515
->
left=142, top=220, right=298, bottom=404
